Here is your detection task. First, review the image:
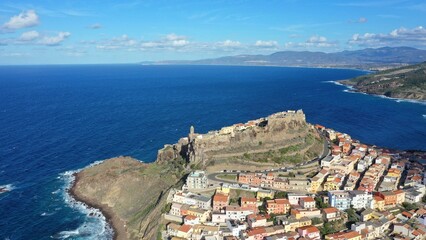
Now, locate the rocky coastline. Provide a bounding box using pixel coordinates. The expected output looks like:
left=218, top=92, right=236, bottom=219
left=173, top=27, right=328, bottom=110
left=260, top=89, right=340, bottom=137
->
left=69, top=171, right=127, bottom=240
left=338, top=62, right=426, bottom=101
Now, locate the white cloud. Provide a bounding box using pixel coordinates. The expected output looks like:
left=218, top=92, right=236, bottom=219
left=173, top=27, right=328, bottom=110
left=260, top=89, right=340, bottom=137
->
left=19, top=30, right=39, bottom=41
left=96, top=33, right=191, bottom=51
left=349, top=26, right=426, bottom=47
left=254, top=40, right=279, bottom=48
left=38, top=32, right=71, bottom=46
left=358, top=17, right=368, bottom=23
left=218, top=40, right=241, bottom=48
left=2, top=10, right=39, bottom=30
left=285, top=35, right=338, bottom=49
left=89, top=23, right=102, bottom=29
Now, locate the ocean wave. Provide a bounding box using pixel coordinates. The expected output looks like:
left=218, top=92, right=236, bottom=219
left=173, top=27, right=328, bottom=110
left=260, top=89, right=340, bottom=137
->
left=0, top=184, right=15, bottom=192
left=333, top=81, right=426, bottom=106
left=323, top=80, right=345, bottom=86
left=56, top=160, right=114, bottom=240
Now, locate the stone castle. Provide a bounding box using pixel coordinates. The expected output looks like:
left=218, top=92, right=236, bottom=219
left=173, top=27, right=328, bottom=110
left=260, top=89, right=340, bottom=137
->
left=156, top=110, right=313, bottom=165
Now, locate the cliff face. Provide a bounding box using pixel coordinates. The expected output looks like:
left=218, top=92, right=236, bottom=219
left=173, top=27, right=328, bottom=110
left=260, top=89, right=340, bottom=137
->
left=157, top=110, right=319, bottom=167
left=71, top=157, right=182, bottom=240
left=71, top=110, right=323, bottom=240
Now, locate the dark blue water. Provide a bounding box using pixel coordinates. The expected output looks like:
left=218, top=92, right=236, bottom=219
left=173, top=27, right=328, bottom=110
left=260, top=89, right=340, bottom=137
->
left=0, top=65, right=425, bottom=239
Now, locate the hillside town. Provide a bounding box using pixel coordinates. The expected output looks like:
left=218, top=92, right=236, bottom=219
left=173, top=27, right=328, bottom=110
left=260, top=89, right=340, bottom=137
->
left=162, top=125, right=426, bottom=240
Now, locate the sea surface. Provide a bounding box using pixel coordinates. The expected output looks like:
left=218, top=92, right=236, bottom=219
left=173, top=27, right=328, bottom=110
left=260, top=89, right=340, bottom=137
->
left=0, top=65, right=425, bottom=239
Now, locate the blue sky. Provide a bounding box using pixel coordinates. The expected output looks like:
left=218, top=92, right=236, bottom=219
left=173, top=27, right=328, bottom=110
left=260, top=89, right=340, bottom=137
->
left=0, top=0, right=425, bottom=64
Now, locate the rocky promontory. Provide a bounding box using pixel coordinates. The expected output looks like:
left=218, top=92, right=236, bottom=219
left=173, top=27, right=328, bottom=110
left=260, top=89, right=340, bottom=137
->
left=340, top=62, right=426, bottom=101
left=70, top=110, right=325, bottom=239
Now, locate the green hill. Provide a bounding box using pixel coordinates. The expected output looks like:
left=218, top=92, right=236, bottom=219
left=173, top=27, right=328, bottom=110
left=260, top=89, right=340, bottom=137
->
left=340, top=62, right=426, bottom=100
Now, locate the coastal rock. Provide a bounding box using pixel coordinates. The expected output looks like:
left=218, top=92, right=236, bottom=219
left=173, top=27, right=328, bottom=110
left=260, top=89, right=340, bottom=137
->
left=71, top=156, right=180, bottom=240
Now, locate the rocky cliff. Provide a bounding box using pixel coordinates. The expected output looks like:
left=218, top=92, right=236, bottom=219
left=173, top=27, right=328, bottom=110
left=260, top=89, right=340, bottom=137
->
left=157, top=110, right=322, bottom=167
left=71, top=110, right=324, bottom=240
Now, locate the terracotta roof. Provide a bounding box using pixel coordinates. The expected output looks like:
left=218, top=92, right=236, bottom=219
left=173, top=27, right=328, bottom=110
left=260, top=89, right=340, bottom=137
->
left=343, top=231, right=361, bottom=239
left=247, top=227, right=266, bottom=236
left=178, top=224, right=192, bottom=233
left=301, top=197, right=315, bottom=202
left=185, top=215, right=197, bottom=220
left=213, top=193, right=229, bottom=203
left=275, top=198, right=290, bottom=204
left=323, top=207, right=338, bottom=214
left=374, top=196, right=384, bottom=201
left=402, top=211, right=413, bottom=218
left=241, top=197, right=257, bottom=202
left=298, top=225, right=319, bottom=234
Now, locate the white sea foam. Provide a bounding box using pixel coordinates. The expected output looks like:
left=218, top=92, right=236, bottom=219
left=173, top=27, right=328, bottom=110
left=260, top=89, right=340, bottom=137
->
left=0, top=184, right=14, bottom=192
left=326, top=80, right=426, bottom=106
left=55, top=160, right=114, bottom=240
left=323, top=80, right=345, bottom=86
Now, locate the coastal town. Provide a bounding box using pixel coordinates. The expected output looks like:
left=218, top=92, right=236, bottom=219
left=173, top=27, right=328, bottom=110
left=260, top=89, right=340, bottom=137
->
left=162, top=125, right=426, bottom=240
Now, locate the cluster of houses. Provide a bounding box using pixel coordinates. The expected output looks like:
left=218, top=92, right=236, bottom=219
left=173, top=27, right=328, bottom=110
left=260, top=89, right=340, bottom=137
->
left=162, top=125, right=426, bottom=239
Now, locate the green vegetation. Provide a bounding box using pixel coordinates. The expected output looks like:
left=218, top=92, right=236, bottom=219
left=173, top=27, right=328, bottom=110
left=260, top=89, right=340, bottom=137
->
left=342, top=62, right=426, bottom=100
left=275, top=191, right=288, bottom=198
left=312, top=217, right=323, bottom=225
left=230, top=132, right=324, bottom=166
left=402, top=202, right=418, bottom=211
left=161, top=203, right=172, bottom=214
left=319, top=219, right=345, bottom=236
left=345, top=208, right=360, bottom=228
left=279, top=172, right=295, bottom=178
left=315, top=196, right=329, bottom=209
left=216, top=174, right=237, bottom=181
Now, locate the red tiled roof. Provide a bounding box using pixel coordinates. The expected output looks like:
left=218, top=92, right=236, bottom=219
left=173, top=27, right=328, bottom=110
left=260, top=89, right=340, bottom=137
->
left=213, top=193, right=229, bottom=203
left=323, top=207, right=338, bottom=214
left=301, top=197, right=315, bottom=202
left=247, top=227, right=266, bottom=236
left=178, top=224, right=192, bottom=233
left=241, top=197, right=257, bottom=202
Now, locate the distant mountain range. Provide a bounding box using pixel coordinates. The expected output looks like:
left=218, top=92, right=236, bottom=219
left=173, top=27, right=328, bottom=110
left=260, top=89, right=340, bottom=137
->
left=144, top=47, right=426, bottom=69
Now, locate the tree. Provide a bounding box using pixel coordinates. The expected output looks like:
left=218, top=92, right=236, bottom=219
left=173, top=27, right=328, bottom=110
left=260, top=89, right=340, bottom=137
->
left=312, top=217, right=322, bottom=225
left=402, top=202, right=418, bottom=211
left=345, top=208, right=359, bottom=223
left=275, top=191, right=288, bottom=198
left=315, top=196, right=329, bottom=209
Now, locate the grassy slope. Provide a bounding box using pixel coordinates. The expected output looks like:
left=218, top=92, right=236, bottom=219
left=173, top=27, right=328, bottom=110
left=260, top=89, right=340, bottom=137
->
left=72, top=156, right=185, bottom=240
left=341, top=62, right=426, bottom=100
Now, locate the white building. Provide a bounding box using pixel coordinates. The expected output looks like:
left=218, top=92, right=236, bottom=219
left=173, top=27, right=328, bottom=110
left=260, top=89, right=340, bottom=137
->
left=226, top=220, right=247, bottom=238
left=288, top=193, right=308, bottom=205
left=173, top=191, right=212, bottom=210
left=186, top=171, right=208, bottom=189
left=225, top=206, right=254, bottom=221
left=349, top=190, right=373, bottom=210
left=328, top=191, right=351, bottom=210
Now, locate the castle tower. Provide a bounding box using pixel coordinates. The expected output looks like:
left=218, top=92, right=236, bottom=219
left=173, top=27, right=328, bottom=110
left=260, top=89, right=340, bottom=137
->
left=189, top=125, right=195, bottom=142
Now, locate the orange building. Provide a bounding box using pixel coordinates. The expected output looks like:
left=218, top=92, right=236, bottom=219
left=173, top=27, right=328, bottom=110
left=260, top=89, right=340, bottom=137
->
left=393, top=190, right=405, bottom=205
left=241, top=197, right=258, bottom=214
left=375, top=191, right=397, bottom=207
left=266, top=198, right=290, bottom=215
left=213, top=193, right=229, bottom=211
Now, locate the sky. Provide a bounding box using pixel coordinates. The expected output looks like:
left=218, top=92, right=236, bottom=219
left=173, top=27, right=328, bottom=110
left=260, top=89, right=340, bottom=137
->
left=0, top=0, right=425, bottom=64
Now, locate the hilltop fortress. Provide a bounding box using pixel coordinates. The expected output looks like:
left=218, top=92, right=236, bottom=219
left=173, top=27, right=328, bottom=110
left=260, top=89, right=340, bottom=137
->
left=157, top=110, right=321, bottom=167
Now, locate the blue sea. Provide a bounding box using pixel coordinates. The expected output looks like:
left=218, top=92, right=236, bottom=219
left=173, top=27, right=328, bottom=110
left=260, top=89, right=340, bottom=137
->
left=0, top=65, right=425, bottom=239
